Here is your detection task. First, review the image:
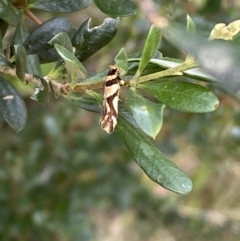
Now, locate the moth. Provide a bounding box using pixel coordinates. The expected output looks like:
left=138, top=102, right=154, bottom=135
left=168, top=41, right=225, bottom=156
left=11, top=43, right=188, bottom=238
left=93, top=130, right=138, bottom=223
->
left=99, top=65, right=122, bottom=134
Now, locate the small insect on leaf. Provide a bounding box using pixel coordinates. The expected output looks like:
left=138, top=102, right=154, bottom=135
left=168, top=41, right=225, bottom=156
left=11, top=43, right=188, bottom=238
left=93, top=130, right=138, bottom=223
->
left=99, top=65, right=121, bottom=134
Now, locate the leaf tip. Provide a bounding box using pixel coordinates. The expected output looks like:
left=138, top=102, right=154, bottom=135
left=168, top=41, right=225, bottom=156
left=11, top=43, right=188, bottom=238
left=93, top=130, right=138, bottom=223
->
left=179, top=179, right=193, bottom=194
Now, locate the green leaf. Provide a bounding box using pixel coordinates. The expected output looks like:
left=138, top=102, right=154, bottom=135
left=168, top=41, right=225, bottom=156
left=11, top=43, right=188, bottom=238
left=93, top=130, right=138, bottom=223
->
left=0, top=76, right=27, bottom=132
left=127, top=51, right=163, bottom=75
left=0, top=1, right=21, bottom=26
left=140, top=81, right=219, bottom=113
left=23, top=18, right=72, bottom=61
left=15, top=44, right=27, bottom=81
left=72, top=18, right=119, bottom=61
left=14, top=19, right=42, bottom=75
left=48, top=32, right=73, bottom=52
left=186, top=15, right=196, bottom=33
left=14, top=22, right=29, bottom=45
left=136, top=25, right=162, bottom=77
left=65, top=95, right=101, bottom=113
left=114, top=47, right=128, bottom=74
left=94, top=0, right=136, bottom=16
left=28, top=0, right=93, bottom=13
left=13, top=21, right=42, bottom=76
left=126, top=88, right=165, bottom=138
left=54, top=44, right=87, bottom=82
left=31, top=76, right=48, bottom=104
left=26, top=55, right=42, bottom=76
left=116, top=112, right=193, bottom=194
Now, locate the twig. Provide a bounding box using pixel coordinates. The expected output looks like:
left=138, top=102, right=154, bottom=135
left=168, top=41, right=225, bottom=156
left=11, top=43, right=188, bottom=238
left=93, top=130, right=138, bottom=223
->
left=0, top=59, right=197, bottom=94
left=24, top=9, right=42, bottom=25
left=0, top=65, right=42, bottom=87
left=127, top=59, right=198, bottom=86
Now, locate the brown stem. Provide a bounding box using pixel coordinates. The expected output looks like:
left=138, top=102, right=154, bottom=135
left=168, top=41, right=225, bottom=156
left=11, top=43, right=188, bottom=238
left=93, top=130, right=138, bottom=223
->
left=0, top=66, right=42, bottom=86
left=5, top=43, right=11, bottom=60
left=24, top=9, right=42, bottom=25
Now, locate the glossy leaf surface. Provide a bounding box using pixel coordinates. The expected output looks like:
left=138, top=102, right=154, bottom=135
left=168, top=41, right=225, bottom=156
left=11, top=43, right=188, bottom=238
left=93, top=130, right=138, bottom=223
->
left=54, top=44, right=87, bottom=82
left=28, top=0, right=92, bottom=12
left=49, top=32, right=73, bottom=52
left=140, top=81, right=219, bottom=113
left=0, top=1, right=21, bottom=26
left=126, top=88, right=165, bottom=138
left=0, top=76, right=27, bottom=131
left=72, top=18, right=119, bottom=61
left=23, top=18, right=72, bottom=56
left=65, top=95, right=101, bottom=113
left=116, top=111, right=193, bottom=194
left=137, top=25, right=162, bottom=77
left=94, top=0, right=136, bottom=16
left=114, top=47, right=128, bottom=74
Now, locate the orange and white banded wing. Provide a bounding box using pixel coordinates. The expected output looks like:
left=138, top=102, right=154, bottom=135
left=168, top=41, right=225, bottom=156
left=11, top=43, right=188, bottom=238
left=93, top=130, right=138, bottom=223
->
left=99, top=65, right=121, bottom=134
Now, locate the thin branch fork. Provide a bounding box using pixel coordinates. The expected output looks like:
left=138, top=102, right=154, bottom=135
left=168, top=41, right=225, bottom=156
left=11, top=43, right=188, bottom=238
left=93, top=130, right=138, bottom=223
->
left=0, top=59, right=197, bottom=95
left=0, top=65, right=104, bottom=94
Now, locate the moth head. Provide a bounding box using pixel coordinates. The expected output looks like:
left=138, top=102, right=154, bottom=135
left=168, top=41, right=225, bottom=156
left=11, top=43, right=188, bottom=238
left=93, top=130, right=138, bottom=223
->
left=108, top=65, right=120, bottom=76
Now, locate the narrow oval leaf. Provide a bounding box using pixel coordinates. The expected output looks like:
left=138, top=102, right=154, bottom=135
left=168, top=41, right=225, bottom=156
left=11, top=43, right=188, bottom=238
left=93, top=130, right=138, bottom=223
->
left=137, top=25, right=162, bottom=77
left=126, top=88, right=165, bottom=138
left=14, top=22, right=29, bottom=45
left=15, top=44, right=27, bottom=80
left=54, top=44, right=87, bottom=82
left=72, top=18, right=119, bottom=61
left=29, top=0, right=93, bottom=13
left=23, top=18, right=72, bottom=55
left=186, top=15, right=196, bottom=33
left=116, top=112, right=193, bottom=194
left=48, top=32, right=73, bottom=52
left=114, top=47, right=128, bottom=74
left=65, top=95, right=101, bottom=113
left=140, top=81, right=219, bottom=113
left=0, top=1, right=21, bottom=26
left=26, top=54, right=42, bottom=76
left=0, top=76, right=27, bottom=131
left=94, top=0, right=136, bottom=16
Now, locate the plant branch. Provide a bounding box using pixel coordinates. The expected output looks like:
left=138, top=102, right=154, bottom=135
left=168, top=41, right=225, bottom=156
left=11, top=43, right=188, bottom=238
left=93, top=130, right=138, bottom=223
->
left=127, top=59, right=198, bottom=86
left=0, top=60, right=198, bottom=94
left=24, top=9, right=42, bottom=25
left=0, top=65, right=42, bottom=87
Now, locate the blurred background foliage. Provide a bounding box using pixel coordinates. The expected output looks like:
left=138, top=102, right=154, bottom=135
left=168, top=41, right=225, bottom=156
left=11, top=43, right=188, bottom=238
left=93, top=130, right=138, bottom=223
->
left=1, top=0, right=240, bottom=240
